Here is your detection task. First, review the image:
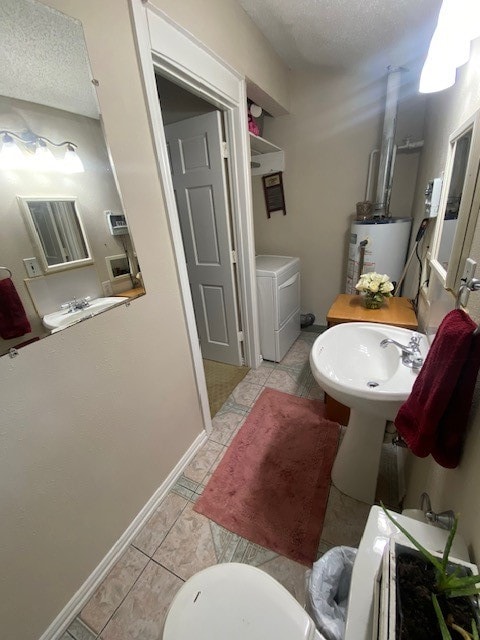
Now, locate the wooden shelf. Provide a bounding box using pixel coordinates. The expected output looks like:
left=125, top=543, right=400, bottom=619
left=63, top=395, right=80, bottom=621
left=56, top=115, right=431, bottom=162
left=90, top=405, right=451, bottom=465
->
left=327, top=294, right=418, bottom=330
left=116, top=287, right=145, bottom=300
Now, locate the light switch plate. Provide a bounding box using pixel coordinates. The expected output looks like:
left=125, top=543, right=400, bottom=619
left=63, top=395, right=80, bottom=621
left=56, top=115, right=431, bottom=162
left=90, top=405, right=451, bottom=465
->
left=23, top=257, right=42, bottom=277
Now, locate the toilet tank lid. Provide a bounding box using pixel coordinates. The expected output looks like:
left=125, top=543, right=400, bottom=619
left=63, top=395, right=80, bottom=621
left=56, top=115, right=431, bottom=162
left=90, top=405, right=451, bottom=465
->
left=163, top=563, right=315, bottom=640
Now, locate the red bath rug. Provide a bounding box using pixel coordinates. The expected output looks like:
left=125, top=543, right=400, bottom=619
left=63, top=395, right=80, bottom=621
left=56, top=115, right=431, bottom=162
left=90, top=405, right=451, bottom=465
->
left=194, top=388, right=340, bottom=566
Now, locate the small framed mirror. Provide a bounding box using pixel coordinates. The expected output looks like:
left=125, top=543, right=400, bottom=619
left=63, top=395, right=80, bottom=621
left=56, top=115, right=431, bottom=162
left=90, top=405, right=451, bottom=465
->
left=18, top=196, right=93, bottom=273
left=430, top=110, right=480, bottom=292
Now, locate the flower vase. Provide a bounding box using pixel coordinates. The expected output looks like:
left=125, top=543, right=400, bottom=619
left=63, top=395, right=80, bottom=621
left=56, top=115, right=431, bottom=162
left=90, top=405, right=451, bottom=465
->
left=364, top=293, right=384, bottom=309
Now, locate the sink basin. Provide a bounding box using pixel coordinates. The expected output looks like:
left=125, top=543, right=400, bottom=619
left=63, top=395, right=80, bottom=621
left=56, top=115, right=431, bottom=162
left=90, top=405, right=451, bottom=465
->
left=43, top=297, right=128, bottom=331
left=310, top=322, right=428, bottom=503
left=310, top=322, right=428, bottom=421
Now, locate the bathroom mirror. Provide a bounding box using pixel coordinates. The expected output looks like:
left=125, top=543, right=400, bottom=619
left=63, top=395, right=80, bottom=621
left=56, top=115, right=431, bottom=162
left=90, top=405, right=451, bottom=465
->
left=18, top=197, right=92, bottom=272
left=0, top=0, right=145, bottom=358
left=431, top=110, right=480, bottom=291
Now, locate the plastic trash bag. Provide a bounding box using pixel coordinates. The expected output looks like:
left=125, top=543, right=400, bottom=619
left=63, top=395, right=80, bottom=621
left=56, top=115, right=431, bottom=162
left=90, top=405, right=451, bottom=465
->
left=306, top=546, right=357, bottom=640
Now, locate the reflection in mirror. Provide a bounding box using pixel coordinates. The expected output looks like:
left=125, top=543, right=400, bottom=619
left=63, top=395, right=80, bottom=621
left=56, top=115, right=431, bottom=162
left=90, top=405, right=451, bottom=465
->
left=19, top=198, right=92, bottom=271
left=0, top=0, right=145, bottom=358
left=106, top=254, right=132, bottom=280
left=437, top=128, right=472, bottom=271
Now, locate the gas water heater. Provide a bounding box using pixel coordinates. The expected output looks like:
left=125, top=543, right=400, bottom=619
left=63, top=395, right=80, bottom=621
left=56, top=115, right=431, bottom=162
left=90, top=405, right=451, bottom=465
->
left=345, top=217, right=412, bottom=293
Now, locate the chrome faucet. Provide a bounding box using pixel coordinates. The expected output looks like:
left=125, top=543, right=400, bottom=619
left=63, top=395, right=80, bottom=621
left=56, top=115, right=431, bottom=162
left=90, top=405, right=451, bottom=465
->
left=380, top=333, right=423, bottom=369
left=420, top=492, right=455, bottom=530
left=61, top=297, right=91, bottom=313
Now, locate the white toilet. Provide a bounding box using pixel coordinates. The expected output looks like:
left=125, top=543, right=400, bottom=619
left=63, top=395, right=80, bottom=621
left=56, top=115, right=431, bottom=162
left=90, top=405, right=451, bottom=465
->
left=162, top=507, right=472, bottom=640
left=163, top=562, right=323, bottom=640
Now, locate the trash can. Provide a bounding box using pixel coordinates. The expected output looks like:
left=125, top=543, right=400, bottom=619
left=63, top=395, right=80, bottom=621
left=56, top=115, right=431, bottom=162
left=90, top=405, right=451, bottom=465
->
left=306, top=546, right=357, bottom=640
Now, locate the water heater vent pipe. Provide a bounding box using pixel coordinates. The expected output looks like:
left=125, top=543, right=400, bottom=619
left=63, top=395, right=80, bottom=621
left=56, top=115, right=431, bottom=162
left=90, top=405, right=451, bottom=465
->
left=365, top=148, right=379, bottom=202
left=374, top=66, right=404, bottom=218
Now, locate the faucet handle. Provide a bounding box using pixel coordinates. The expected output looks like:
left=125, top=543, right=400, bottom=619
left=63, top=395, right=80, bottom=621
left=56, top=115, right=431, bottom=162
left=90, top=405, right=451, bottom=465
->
left=411, top=356, right=424, bottom=370
left=410, top=332, right=421, bottom=348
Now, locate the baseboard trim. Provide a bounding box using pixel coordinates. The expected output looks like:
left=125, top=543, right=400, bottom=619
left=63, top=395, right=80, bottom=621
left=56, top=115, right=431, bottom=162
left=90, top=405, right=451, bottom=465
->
left=39, top=430, right=208, bottom=640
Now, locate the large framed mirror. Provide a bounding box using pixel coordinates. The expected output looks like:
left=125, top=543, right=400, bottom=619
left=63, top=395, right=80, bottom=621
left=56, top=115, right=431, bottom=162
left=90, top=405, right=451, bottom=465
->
left=430, top=109, right=480, bottom=291
left=0, top=0, right=145, bottom=357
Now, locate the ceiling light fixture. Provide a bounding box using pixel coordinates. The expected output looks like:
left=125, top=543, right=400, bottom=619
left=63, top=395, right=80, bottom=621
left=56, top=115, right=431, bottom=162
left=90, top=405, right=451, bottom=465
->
left=0, top=129, right=84, bottom=173
left=420, top=0, right=480, bottom=93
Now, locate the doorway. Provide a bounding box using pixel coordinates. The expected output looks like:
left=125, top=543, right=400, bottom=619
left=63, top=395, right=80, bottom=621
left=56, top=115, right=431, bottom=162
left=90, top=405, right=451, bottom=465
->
left=131, top=2, right=261, bottom=431
left=158, top=76, right=243, bottom=366
left=156, top=75, right=250, bottom=414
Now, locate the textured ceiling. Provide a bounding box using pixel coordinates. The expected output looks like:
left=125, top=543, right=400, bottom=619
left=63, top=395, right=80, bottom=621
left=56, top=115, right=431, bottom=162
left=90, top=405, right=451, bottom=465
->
left=238, top=0, right=442, bottom=75
left=0, top=0, right=98, bottom=119
left=0, top=0, right=442, bottom=119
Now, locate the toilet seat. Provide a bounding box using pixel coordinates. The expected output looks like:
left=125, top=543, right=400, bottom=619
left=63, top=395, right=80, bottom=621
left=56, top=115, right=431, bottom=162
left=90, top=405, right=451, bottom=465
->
left=163, top=563, right=319, bottom=640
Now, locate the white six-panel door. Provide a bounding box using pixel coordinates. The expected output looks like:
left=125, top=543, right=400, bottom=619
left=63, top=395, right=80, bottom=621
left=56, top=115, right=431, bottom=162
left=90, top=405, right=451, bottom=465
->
left=165, top=111, right=242, bottom=365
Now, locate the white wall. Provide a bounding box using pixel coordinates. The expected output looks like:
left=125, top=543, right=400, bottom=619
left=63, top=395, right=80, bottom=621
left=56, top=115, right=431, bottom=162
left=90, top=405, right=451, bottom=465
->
left=0, top=1, right=290, bottom=639
left=404, top=39, right=480, bottom=561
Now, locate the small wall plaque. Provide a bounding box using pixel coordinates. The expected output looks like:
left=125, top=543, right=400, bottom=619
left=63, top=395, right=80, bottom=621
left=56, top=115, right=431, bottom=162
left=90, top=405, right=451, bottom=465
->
left=262, top=172, right=286, bottom=218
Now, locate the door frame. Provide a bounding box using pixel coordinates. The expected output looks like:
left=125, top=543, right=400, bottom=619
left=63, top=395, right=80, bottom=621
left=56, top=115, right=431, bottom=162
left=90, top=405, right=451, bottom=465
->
left=130, top=1, right=261, bottom=431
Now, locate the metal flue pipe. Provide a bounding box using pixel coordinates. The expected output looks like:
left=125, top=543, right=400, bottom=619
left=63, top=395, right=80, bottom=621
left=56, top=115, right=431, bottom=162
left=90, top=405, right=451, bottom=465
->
left=373, top=66, right=403, bottom=218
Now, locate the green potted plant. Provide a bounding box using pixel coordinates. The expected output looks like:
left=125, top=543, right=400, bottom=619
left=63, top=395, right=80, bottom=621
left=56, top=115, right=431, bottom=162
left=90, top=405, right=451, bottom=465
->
left=380, top=505, right=480, bottom=640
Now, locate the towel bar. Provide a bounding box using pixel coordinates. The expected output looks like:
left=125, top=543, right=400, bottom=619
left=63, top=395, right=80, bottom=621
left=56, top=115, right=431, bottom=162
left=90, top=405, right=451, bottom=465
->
left=456, top=278, right=480, bottom=335
left=0, top=266, right=12, bottom=279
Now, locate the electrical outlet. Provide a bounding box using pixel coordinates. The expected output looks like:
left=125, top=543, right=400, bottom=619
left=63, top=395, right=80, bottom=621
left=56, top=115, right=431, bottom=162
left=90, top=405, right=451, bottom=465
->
left=23, top=257, right=42, bottom=277
left=460, top=258, right=477, bottom=306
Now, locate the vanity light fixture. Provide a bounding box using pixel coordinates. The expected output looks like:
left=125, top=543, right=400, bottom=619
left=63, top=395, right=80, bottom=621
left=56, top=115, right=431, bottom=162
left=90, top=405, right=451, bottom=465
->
left=63, top=143, right=85, bottom=174
left=33, top=138, right=57, bottom=172
left=0, top=132, right=26, bottom=169
left=0, top=129, right=85, bottom=173
left=420, top=0, right=480, bottom=93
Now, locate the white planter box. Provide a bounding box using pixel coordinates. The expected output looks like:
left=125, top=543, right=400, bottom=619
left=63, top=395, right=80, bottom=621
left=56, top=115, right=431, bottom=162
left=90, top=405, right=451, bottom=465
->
left=373, top=537, right=479, bottom=640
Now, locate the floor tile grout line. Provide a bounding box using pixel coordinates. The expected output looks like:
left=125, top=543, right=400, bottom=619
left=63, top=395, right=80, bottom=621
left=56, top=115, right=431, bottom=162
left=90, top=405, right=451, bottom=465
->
left=132, top=491, right=192, bottom=559
left=93, top=556, right=154, bottom=639
left=150, top=556, right=187, bottom=583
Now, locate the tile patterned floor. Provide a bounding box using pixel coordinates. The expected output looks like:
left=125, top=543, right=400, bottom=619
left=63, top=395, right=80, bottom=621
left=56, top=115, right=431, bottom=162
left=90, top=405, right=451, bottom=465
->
left=63, top=328, right=398, bottom=640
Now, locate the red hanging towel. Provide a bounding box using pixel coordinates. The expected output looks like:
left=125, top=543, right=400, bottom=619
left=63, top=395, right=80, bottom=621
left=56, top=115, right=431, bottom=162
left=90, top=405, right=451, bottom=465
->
left=431, top=330, right=480, bottom=468
left=0, top=277, right=32, bottom=340
left=395, top=310, right=477, bottom=459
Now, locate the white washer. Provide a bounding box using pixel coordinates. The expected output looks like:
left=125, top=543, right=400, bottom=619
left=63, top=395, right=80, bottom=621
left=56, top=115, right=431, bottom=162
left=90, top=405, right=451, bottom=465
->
left=256, top=255, right=301, bottom=362
left=163, top=563, right=322, bottom=640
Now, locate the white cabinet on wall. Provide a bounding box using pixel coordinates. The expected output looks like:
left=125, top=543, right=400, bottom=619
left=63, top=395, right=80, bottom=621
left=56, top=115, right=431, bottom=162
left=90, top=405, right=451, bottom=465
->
left=249, top=132, right=285, bottom=176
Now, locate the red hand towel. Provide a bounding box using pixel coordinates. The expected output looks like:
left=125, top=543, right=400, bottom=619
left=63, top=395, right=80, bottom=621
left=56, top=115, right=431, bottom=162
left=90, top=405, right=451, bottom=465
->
left=395, top=310, right=477, bottom=459
left=0, top=277, right=32, bottom=340
left=431, top=331, right=480, bottom=468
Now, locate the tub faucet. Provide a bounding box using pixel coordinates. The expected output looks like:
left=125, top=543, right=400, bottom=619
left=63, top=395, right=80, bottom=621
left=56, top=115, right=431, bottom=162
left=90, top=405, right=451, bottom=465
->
left=380, top=333, right=423, bottom=369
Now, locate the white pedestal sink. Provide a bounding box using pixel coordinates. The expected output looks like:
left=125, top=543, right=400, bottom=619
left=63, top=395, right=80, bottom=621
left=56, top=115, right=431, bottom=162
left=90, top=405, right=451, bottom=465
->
left=43, top=297, right=128, bottom=331
left=310, top=322, right=427, bottom=504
